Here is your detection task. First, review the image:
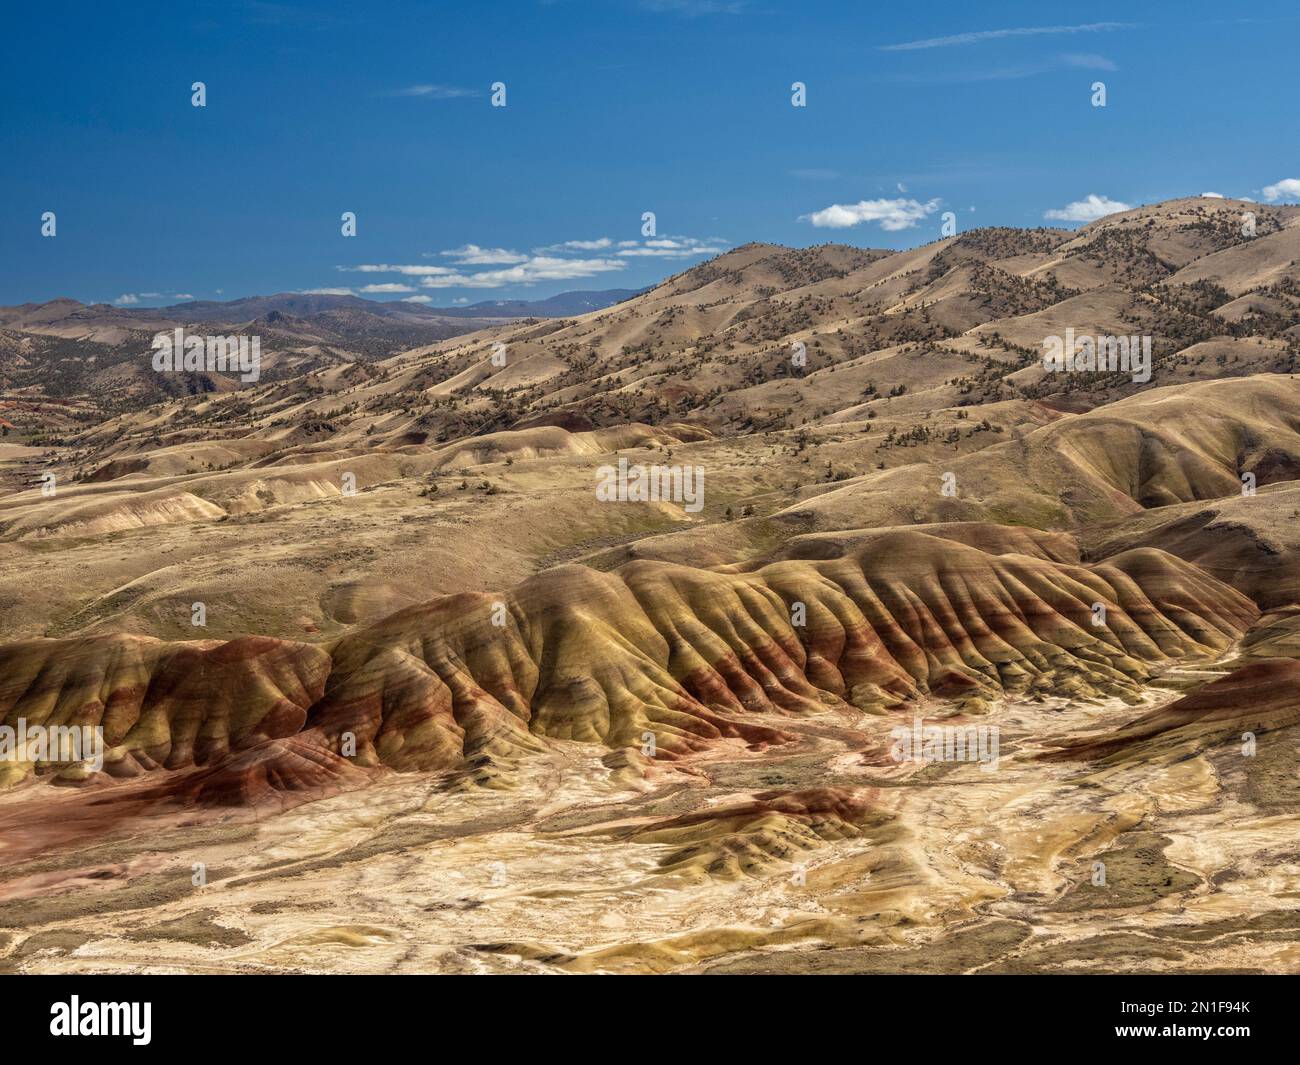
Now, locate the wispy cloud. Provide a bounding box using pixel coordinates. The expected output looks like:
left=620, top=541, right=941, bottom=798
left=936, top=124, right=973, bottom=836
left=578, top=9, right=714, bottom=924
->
left=879, top=22, right=1133, bottom=51
left=384, top=84, right=480, bottom=99
left=1059, top=53, right=1117, bottom=71
left=359, top=283, right=417, bottom=294
left=1044, top=193, right=1132, bottom=222
left=1262, top=178, right=1300, bottom=202
left=339, top=257, right=624, bottom=290
left=537, top=238, right=615, bottom=251
left=886, top=52, right=1117, bottom=84
left=416, top=257, right=628, bottom=289
left=801, top=197, right=940, bottom=231
left=439, top=244, right=528, bottom=265
left=615, top=236, right=728, bottom=257
left=336, top=233, right=728, bottom=290
left=339, top=264, right=460, bottom=276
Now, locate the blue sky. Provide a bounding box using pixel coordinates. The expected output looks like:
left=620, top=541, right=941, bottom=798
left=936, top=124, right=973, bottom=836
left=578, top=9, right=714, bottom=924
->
left=2, top=0, right=1298, bottom=308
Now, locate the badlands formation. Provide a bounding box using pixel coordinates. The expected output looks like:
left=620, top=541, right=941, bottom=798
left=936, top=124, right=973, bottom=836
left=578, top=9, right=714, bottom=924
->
left=3, top=197, right=1300, bottom=973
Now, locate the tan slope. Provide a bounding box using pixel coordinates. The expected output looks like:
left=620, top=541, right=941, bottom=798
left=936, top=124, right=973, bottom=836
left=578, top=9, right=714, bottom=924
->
left=1164, top=221, right=1300, bottom=296
left=782, top=374, right=1300, bottom=532
left=1062, top=197, right=1299, bottom=266
left=1090, top=481, right=1300, bottom=610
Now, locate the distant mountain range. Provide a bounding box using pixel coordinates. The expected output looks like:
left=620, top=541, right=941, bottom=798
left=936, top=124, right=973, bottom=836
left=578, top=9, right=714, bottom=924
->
left=0, top=287, right=647, bottom=400
left=0, top=287, right=642, bottom=330
left=429, top=289, right=644, bottom=317
left=157, top=287, right=641, bottom=322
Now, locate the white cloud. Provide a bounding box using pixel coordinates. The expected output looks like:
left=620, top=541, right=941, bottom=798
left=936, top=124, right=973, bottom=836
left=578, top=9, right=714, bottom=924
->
left=337, top=233, right=727, bottom=291
left=1044, top=193, right=1132, bottom=222
left=403, top=294, right=433, bottom=303
left=1261, top=178, right=1300, bottom=202
left=439, top=244, right=528, bottom=265
left=173, top=293, right=195, bottom=301
left=880, top=22, right=1132, bottom=51
left=616, top=236, right=728, bottom=257
left=1059, top=53, right=1116, bottom=70
left=538, top=238, right=614, bottom=251
left=534, top=235, right=726, bottom=257
left=885, top=54, right=1117, bottom=84
left=339, top=264, right=459, bottom=276
left=1201, top=192, right=1225, bottom=198
left=417, top=256, right=627, bottom=289
left=114, top=293, right=140, bottom=305
left=387, top=84, right=478, bottom=99
left=302, top=287, right=354, bottom=296
left=801, top=197, right=940, bottom=231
